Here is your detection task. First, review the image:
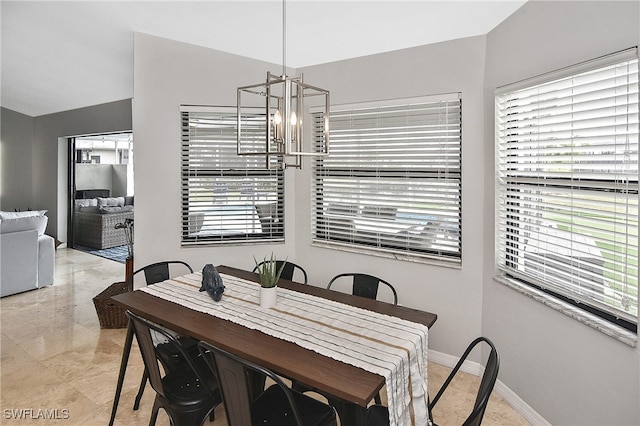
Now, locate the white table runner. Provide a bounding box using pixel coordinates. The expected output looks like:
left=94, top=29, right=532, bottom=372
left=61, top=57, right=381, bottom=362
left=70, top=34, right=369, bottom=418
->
left=141, top=272, right=429, bottom=426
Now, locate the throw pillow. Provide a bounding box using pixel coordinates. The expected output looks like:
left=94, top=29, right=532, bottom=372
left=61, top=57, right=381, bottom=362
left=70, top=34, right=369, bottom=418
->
left=74, top=199, right=98, bottom=211
left=97, top=197, right=125, bottom=207
left=0, top=215, right=48, bottom=235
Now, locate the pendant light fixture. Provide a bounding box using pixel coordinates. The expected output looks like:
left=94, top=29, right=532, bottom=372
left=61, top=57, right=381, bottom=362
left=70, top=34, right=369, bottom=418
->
left=237, top=0, right=330, bottom=169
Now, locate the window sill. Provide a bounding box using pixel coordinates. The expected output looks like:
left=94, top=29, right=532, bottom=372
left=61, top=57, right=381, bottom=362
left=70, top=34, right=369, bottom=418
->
left=311, top=240, right=462, bottom=269
left=495, top=276, right=637, bottom=348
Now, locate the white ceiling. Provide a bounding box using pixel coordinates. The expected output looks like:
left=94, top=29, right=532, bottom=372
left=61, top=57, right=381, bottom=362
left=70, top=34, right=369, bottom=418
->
left=1, top=0, right=527, bottom=117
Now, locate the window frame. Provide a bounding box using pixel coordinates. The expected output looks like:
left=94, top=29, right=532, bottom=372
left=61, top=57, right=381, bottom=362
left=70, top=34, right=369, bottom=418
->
left=494, top=48, right=639, bottom=334
left=311, top=94, right=463, bottom=265
left=180, top=105, right=285, bottom=246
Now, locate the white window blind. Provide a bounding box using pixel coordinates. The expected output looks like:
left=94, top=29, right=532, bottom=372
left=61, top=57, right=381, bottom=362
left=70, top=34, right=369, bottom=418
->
left=180, top=106, right=284, bottom=245
left=312, top=94, right=462, bottom=263
left=495, top=49, right=639, bottom=329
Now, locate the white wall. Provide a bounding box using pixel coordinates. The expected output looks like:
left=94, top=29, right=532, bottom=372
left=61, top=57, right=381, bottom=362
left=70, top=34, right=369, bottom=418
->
left=132, top=33, right=297, bottom=271
left=134, top=31, right=487, bottom=357
left=483, top=1, right=639, bottom=424
left=296, top=36, right=488, bottom=357
left=132, top=2, right=639, bottom=422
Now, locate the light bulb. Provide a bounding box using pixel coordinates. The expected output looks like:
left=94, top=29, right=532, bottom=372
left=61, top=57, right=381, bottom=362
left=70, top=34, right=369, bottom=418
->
left=273, top=110, right=282, bottom=126
left=290, top=111, right=297, bottom=126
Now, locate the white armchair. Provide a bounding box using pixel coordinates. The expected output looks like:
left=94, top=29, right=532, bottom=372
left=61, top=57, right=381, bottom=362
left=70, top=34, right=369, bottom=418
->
left=0, top=211, right=55, bottom=297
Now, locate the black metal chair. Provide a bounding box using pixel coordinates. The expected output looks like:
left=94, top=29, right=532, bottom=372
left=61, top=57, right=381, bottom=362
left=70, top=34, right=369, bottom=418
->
left=130, top=260, right=193, bottom=288
left=253, top=260, right=308, bottom=284
left=198, top=340, right=337, bottom=426
left=126, top=311, right=222, bottom=426
left=109, top=260, right=196, bottom=426
left=327, top=273, right=398, bottom=305
left=255, top=202, right=283, bottom=236
left=130, top=261, right=196, bottom=410
left=365, top=337, right=500, bottom=426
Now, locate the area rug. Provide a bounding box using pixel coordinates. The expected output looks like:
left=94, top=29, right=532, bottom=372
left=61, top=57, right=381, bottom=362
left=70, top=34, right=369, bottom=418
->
left=75, top=244, right=129, bottom=264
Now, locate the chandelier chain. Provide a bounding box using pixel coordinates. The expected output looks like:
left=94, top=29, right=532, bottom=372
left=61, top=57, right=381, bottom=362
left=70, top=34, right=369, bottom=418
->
left=282, top=0, right=286, bottom=77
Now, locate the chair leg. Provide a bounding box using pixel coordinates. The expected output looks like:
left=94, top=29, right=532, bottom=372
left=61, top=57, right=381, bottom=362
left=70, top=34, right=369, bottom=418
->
left=149, top=397, right=161, bottom=426
left=109, top=322, right=135, bottom=426
left=374, top=392, right=382, bottom=405
left=134, top=369, right=148, bottom=410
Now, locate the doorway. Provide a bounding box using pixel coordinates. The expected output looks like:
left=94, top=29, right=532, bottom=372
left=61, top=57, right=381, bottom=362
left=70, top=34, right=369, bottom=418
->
left=69, top=132, right=134, bottom=262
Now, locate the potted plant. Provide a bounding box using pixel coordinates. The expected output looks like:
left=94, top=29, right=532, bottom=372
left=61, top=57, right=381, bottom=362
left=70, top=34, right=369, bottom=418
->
left=254, top=253, right=286, bottom=308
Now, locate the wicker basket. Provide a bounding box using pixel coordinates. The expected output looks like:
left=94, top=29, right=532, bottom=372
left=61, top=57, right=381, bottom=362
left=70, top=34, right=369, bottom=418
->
left=93, top=281, right=129, bottom=329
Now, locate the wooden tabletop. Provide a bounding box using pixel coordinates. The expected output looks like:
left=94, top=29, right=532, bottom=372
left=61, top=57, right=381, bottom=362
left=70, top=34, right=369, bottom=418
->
left=112, top=265, right=437, bottom=407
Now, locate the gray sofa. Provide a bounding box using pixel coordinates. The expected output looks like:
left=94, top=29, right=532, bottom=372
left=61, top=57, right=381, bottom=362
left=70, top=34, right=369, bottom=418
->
left=73, top=196, right=133, bottom=249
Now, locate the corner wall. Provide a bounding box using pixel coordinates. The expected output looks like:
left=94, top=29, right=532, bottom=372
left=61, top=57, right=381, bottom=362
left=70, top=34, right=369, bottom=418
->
left=297, top=35, right=488, bottom=357
left=132, top=27, right=488, bottom=372
left=32, top=99, right=132, bottom=238
left=1, top=108, right=34, bottom=211
left=132, top=33, right=297, bottom=271
left=482, top=1, right=640, bottom=424
left=130, top=3, right=639, bottom=422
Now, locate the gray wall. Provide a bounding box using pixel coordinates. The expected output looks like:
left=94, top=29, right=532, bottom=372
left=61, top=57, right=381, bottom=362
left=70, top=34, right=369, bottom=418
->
left=32, top=99, right=132, bottom=237
left=76, top=163, right=128, bottom=197
left=1, top=108, right=34, bottom=211
left=111, top=164, right=128, bottom=197
left=1, top=100, right=131, bottom=238
left=482, top=1, right=639, bottom=425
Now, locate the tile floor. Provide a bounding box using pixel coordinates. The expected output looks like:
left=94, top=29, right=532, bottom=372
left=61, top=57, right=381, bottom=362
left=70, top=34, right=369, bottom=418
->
left=0, top=248, right=530, bottom=425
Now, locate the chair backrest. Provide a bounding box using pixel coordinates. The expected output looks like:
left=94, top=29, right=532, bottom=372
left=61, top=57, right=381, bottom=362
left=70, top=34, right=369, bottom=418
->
left=198, top=340, right=305, bottom=426
left=429, top=337, right=499, bottom=426
left=253, top=260, right=308, bottom=284
left=327, top=273, right=398, bottom=305
left=132, top=260, right=193, bottom=286
left=126, top=310, right=208, bottom=400
left=255, top=202, right=282, bottom=235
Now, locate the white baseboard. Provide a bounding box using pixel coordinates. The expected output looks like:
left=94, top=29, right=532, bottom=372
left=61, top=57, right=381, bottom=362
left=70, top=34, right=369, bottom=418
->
left=428, top=349, right=550, bottom=426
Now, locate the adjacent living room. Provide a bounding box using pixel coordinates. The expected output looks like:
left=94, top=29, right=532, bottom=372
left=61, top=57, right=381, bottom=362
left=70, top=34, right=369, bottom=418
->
left=71, top=133, right=134, bottom=264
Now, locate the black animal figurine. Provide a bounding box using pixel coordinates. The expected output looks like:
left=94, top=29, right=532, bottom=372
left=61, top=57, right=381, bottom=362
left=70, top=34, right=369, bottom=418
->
left=200, top=264, right=225, bottom=302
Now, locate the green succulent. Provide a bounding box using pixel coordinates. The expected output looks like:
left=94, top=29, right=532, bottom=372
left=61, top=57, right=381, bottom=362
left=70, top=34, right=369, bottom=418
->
left=253, top=253, right=287, bottom=288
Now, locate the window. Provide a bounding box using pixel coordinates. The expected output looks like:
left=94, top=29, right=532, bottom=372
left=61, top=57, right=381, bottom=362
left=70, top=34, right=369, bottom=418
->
left=180, top=106, right=284, bottom=245
left=312, top=94, right=462, bottom=264
left=495, top=49, right=639, bottom=331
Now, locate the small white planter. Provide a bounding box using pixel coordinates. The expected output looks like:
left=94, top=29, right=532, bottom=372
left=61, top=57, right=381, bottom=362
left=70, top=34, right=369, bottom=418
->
left=260, top=286, right=278, bottom=308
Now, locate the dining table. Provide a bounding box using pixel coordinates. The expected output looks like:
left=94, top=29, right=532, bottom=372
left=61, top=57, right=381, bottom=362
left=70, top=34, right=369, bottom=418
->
left=109, top=265, right=437, bottom=426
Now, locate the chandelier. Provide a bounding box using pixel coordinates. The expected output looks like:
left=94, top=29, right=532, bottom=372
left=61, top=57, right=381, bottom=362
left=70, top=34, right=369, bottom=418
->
left=237, top=0, right=330, bottom=169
